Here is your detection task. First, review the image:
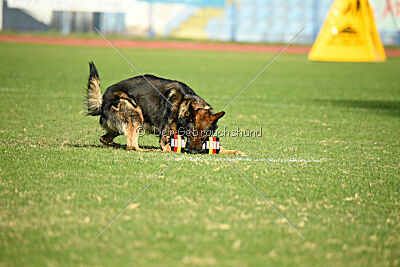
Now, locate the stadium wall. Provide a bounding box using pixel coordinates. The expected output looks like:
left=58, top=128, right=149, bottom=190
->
left=2, top=0, right=400, bottom=46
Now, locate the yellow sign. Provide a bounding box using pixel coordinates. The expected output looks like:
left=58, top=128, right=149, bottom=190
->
left=308, top=0, right=386, bottom=62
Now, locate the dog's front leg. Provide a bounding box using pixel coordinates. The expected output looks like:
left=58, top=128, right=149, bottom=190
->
left=160, top=135, right=172, bottom=153
left=162, top=144, right=172, bottom=153
left=220, top=146, right=246, bottom=156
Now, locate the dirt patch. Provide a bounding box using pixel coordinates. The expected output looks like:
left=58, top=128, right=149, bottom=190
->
left=1, top=35, right=399, bottom=57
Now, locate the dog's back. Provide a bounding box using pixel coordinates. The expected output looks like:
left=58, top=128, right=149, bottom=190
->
left=102, top=74, right=211, bottom=130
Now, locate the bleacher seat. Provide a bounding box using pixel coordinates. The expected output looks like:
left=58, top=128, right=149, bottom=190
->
left=187, top=0, right=335, bottom=43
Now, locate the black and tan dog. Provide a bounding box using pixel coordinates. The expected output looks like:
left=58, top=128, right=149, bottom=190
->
left=86, top=62, right=244, bottom=155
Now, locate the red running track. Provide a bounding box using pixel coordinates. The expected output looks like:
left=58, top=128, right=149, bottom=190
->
left=1, top=35, right=399, bottom=57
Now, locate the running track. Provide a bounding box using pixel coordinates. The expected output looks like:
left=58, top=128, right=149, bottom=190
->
left=1, top=35, right=399, bottom=57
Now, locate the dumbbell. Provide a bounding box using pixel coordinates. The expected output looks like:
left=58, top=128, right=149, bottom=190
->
left=170, top=135, right=220, bottom=154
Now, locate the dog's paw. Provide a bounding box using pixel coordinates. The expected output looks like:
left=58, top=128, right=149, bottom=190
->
left=127, top=146, right=153, bottom=152
left=232, top=150, right=246, bottom=156
left=162, top=144, right=172, bottom=153
left=237, top=151, right=246, bottom=156
left=220, top=146, right=246, bottom=156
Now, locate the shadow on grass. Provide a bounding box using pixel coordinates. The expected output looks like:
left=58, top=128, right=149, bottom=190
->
left=315, top=99, right=400, bottom=117
left=68, top=144, right=105, bottom=149
left=67, top=143, right=160, bottom=150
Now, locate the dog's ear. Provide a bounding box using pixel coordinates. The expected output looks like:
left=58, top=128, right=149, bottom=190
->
left=210, top=111, right=225, bottom=122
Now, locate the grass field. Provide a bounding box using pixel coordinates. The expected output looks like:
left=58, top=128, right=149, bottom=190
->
left=0, top=41, right=399, bottom=266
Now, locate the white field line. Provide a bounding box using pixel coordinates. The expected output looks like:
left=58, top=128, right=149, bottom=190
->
left=0, top=87, right=23, bottom=92
left=174, top=157, right=329, bottom=163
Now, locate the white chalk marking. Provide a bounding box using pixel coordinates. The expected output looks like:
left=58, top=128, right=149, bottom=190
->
left=173, top=157, right=329, bottom=163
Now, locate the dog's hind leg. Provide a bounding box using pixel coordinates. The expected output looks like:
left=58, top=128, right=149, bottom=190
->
left=100, top=131, right=121, bottom=148
left=125, top=121, right=152, bottom=152
left=110, top=98, right=152, bottom=152
left=99, top=115, right=122, bottom=148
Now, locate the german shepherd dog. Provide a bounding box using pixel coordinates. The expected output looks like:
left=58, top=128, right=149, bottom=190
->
left=86, top=62, right=244, bottom=155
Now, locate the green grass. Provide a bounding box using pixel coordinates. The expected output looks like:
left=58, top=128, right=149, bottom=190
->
left=0, top=42, right=399, bottom=266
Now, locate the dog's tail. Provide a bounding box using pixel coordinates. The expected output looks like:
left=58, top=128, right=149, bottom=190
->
left=86, top=61, right=102, bottom=116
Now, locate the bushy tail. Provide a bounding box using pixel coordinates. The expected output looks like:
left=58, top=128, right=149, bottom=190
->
left=86, top=61, right=102, bottom=116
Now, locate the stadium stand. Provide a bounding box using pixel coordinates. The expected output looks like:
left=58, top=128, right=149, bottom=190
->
left=203, top=0, right=333, bottom=43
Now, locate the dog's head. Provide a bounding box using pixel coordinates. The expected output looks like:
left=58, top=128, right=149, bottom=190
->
left=179, top=98, right=225, bottom=154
